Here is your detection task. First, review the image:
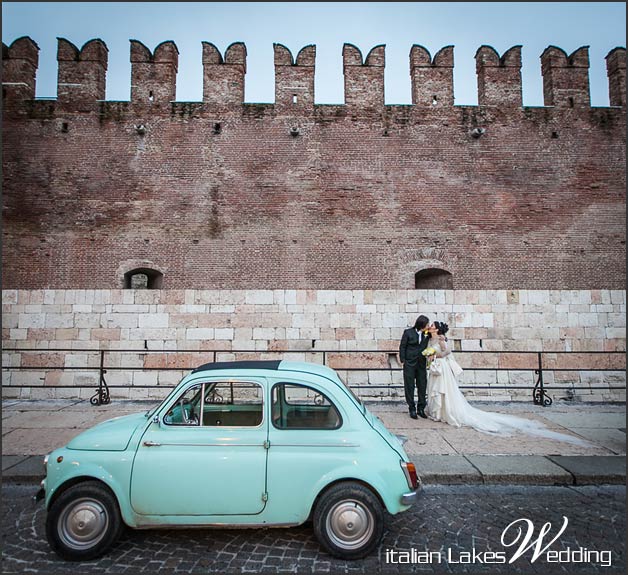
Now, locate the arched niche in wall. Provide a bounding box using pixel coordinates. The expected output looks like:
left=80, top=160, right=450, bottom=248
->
left=414, top=268, right=453, bottom=289
left=123, top=267, right=164, bottom=289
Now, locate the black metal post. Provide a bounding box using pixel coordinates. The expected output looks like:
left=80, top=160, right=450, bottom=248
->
left=532, top=351, right=552, bottom=406
left=90, top=350, right=111, bottom=405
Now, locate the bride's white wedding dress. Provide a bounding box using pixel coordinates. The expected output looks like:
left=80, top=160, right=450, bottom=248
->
left=425, top=338, right=589, bottom=445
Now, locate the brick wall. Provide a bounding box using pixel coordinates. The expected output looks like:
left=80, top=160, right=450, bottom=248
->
left=2, top=289, right=625, bottom=402
left=2, top=39, right=626, bottom=290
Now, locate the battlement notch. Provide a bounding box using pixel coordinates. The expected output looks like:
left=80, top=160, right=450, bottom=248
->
left=409, top=45, right=454, bottom=106
left=541, top=46, right=590, bottom=107
left=343, top=44, right=385, bottom=108
left=131, top=40, right=178, bottom=104
left=57, top=38, right=108, bottom=104
left=202, top=42, right=246, bottom=105
left=475, top=45, right=522, bottom=107
left=273, top=44, right=316, bottom=111
left=2, top=36, right=39, bottom=101
left=606, top=47, right=626, bottom=107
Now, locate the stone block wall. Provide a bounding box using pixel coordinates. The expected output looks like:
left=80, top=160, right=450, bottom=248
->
left=2, top=289, right=625, bottom=403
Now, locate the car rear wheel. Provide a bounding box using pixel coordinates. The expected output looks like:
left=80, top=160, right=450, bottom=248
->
left=46, top=481, right=123, bottom=561
left=313, top=482, right=384, bottom=559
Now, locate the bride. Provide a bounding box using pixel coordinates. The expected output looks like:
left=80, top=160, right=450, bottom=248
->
left=424, top=321, right=589, bottom=445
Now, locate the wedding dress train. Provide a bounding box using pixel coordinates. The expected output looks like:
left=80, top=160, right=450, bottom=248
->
left=425, top=339, right=590, bottom=446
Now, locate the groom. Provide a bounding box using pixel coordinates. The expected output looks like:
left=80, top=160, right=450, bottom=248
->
left=399, top=315, right=431, bottom=419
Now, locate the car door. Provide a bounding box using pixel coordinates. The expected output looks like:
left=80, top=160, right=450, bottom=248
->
left=265, top=379, right=360, bottom=520
left=130, top=378, right=268, bottom=516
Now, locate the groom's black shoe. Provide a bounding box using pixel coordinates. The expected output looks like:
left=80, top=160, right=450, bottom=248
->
left=418, top=408, right=427, bottom=419
left=409, top=407, right=418, bottom=420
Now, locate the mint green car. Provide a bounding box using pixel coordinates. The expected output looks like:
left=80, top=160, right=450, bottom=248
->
left=39, top=360, right=421, bottom=561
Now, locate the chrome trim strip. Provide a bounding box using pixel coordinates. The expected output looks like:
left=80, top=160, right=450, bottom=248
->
left=143, top=442, right=358, bottom=448
left=199, top=382, right=205, bottom=429
left=271, top=443, right=360, bottom=448
left=136, top=521, right=300, bottom=530
left=163, top=422, right=266, bottom=429
left=149, top=442, right=266, bottom=447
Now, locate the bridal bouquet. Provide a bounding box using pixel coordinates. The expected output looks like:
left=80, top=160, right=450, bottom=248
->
left=422, top=346, right=437, bottom=367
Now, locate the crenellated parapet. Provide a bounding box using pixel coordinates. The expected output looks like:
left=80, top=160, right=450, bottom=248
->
left=2, top=37, right=626, bottom=110
left=130, top=40, right=179, bottom=104
left=475, top=45, right=522, bottom=107
left=2, top=39, right=625, bottom=295
left=541, top=46, right=590, bottom=107
left=202, top=42, right=246, bottom=105
left=274, top=44, right=316, bottom=111
left=409, top=45, right=454, bottom=106
left=2, top=36, right=39, bottom=101
left=57, top=38, right=108, bottom=103
left=606, top=47, right=626, bottom=107
left=343, top=44, right=385, bottom=108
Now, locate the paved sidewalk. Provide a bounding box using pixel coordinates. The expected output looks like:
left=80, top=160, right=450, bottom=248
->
left=2, top=399, right=625, bottom=485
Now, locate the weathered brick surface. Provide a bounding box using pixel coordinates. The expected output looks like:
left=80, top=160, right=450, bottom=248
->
left=2, top=39, right=625, bottom=290
left=56, top=38, right=108, bottom=104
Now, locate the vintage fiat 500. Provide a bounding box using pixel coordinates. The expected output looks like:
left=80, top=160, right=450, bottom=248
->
left=39, top=360, right=420, bottom=561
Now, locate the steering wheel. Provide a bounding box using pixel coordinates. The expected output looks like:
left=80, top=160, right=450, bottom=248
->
left=179, top=399, right=190, bottom=424
left=179, top=399, right=199, bottom=425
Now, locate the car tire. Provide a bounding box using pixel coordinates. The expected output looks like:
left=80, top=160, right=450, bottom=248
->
left=313, top=482, right=384, bottom=560
left=46, top=480, right=123, bottom=561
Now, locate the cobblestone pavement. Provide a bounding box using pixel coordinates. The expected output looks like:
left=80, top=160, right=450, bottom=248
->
left=2, top=484, right=624, bottom=574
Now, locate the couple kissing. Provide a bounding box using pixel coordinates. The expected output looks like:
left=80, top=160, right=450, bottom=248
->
left=397, top=314, right=593, bottom=447
left=398, top=315, right=445, bottom=420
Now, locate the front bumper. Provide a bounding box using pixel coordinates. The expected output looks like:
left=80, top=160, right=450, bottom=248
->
left=33, top=479, right=45, bottom=503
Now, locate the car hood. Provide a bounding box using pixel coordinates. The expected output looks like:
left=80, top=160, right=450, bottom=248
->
left=364, top=409, right=408, bottom=460
left=67, top=413, right=147, bottom=451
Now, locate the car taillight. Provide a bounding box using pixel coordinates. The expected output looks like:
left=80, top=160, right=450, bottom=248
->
left=400, top=461, right=418, bottom=490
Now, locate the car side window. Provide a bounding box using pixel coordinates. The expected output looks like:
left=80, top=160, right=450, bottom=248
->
left=202, top=381, right=264, bottom=427
left=163, top=384, right=202, bottom=426
left=271, top=383, right=342, bottom=429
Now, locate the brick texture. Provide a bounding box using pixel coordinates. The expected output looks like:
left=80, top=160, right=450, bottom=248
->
left=1, top=39, right=625, bottom=290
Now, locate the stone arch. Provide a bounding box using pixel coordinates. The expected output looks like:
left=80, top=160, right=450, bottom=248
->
left=414, top=267, right=453, bottom=289
left=123, top=268, right=164, bottom=289
left=118, top=260, right=165, bottom=289
left=414, top=262, right=454, bottom=289
left=400, top=250, right=456, bottom=289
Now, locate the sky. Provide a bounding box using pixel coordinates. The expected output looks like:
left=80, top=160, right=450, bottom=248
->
left=2, top=2, right=626, bottom=106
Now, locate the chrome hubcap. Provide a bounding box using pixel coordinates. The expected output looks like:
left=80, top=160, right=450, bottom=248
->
left=326, top=499, right=374, bottom=550
left=58, top=498, right=109, bottom=550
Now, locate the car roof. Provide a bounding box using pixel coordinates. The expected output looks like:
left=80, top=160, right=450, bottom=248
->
left=191, top=359, right=340, bottom=382
left=191, top=360, right=281, bottom=373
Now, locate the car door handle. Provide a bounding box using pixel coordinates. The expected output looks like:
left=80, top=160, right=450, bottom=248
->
left=143, top=441, right=162, bottom=447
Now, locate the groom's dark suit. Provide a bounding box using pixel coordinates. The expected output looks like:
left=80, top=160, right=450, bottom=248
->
left=399, top=327, right=431, bottom=412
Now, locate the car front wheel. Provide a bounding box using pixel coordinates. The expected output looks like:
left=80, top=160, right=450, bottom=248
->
left=313, top=482, right=385, bottom=559
left=46, top=481, right=123, bottom=561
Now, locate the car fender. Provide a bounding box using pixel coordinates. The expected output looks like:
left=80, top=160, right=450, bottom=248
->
left=305, top=460, right=408, bottom=517
left=45, top=452, right=137, bottom=527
